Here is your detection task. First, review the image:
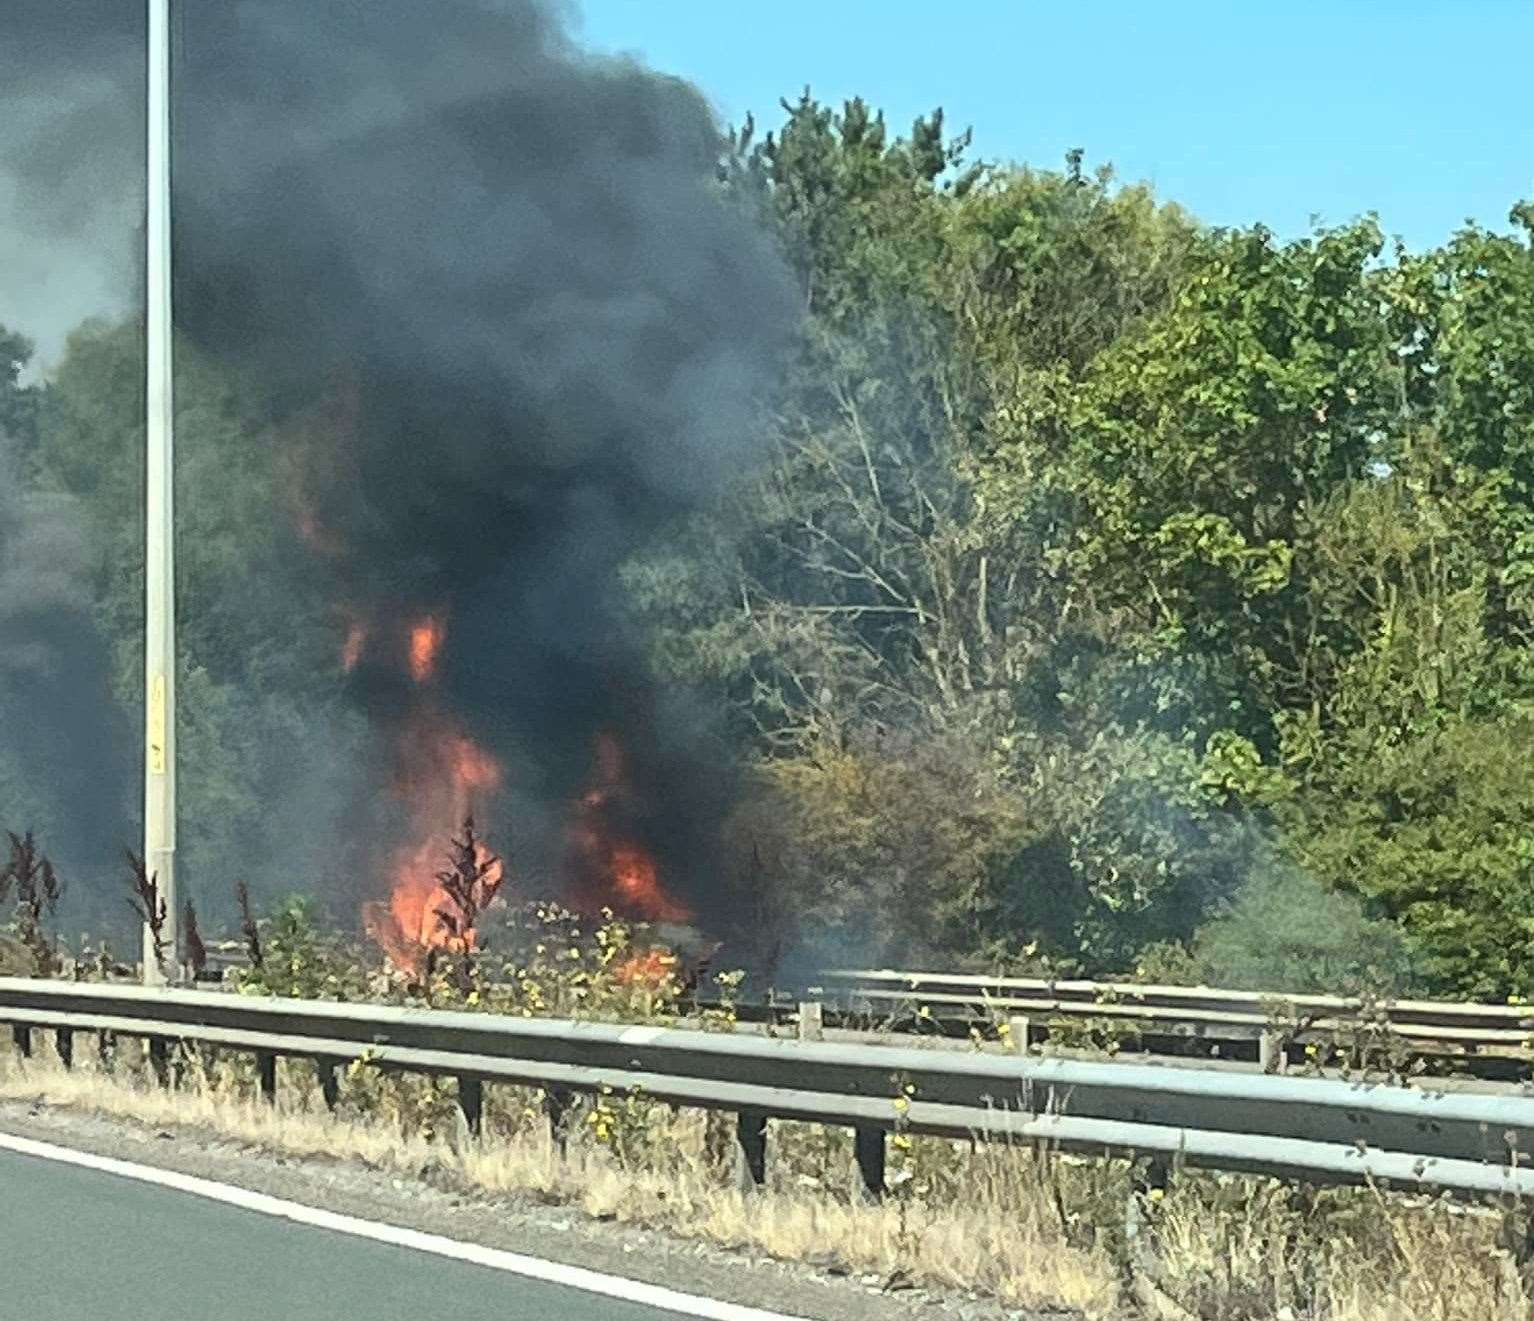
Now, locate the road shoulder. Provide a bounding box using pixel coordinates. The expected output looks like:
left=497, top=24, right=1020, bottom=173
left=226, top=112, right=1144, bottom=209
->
left=0, top=1098, right=1036, bottom=1321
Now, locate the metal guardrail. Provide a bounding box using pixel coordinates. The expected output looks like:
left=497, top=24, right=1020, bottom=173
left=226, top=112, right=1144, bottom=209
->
left=815, top=969, right=1534, bottom=1067
left=4, top=977, right=1534, bottom=1199
left=186, top=948, right=1534, bottom=1073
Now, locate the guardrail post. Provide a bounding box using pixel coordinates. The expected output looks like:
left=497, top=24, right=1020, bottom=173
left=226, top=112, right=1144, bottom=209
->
left=544, top=1087, right=574, bottom=1152
left=148, top=1037, right=170, bottom=1087
left=1008, top=1014, right=1031, bottom=1054
left=852, top=1124, right=885, bottom=1202
left=458, top=1076, right=484, bottom=1139
left=54, top=1028, right=73, bottom=1070
left=11, top=1025, right=32, bottom=1059
left=1124, top=1169, right=1169, bottom=1291
left=257, top=1051, right=277, bottom=1104
left=797, top=1001, right=824, bottom=1042
left=734, top=1109, right=767, bottom=1192
left=1260, top=1029, right=1286, bottom=1074
left=97, top=1030, right=115, bottom=1070
left=1134, top=1153, right=1173, bottom=1201
left=313, top=1058, right=339, bottom=1111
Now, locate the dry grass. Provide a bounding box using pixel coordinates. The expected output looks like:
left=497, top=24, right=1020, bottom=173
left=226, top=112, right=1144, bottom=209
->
left=1, top=1040, right=1529, bottom=1320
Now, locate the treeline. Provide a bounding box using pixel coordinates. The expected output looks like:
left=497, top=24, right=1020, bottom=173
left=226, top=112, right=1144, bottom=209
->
left=5, top=94, right=1534, bottom=997
left=644, top=97, right=1534, bottom=996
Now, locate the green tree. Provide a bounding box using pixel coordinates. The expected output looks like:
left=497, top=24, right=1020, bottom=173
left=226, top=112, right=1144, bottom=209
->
left=1267, top=435, right=1534, bottom=995
left=980, top=221, right=1402, bottom=733
left=1391, top=205, right=1534, bottom=495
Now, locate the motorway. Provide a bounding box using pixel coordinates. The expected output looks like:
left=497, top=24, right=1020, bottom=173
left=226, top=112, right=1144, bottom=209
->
left=0, top=1147, right=713, bottom=1321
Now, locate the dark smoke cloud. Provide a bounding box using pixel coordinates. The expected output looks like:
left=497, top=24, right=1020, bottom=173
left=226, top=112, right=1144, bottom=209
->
left=6, top=2, right=794, bottom=933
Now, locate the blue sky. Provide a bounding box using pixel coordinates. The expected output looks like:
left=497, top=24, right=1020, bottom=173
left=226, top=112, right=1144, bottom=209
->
left=573, top=0, right=1533, bottom=252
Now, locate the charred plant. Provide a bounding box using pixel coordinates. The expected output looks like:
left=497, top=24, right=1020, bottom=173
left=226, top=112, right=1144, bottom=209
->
left=235, top=879, right=265, bottom=971
left=126, top=849, right=169, bottom=976
left=4, top=830, right=62, bottom=976
left=183, top=898, right=207, bottom=980
left=434, top=814, right=503, bottom=992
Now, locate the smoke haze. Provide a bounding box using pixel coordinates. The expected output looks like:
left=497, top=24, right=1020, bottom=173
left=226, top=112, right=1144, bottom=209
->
left=0, top=3, right=142, bottom=369
left=0, top=434, right=132, bottom=904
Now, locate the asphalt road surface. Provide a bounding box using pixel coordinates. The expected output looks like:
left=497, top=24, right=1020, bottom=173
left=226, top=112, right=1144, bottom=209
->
left=0, top=1148, right=709, bottom=1320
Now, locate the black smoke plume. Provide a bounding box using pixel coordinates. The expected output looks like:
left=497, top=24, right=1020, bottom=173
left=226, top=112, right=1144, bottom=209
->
left=6, top=2, right=794, bottom=938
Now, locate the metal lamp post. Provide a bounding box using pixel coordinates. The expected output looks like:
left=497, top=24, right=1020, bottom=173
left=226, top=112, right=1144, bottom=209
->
left=143, top=0, right=178, bottom=983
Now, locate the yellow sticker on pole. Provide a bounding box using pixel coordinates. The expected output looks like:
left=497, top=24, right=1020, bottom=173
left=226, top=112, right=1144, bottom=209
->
left=148, top=673, right=166, bottom=775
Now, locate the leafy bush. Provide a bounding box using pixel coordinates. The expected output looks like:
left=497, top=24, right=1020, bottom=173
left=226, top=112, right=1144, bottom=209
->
left=1137, top=862, right=1418, bottom=995
left=229, top=894, right=374, bottom=1000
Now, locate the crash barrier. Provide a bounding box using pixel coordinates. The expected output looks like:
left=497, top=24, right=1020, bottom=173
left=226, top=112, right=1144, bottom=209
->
left=813, top=968, right=1534, bottom=1074
left=3, top=977, right=1534, bottom=1199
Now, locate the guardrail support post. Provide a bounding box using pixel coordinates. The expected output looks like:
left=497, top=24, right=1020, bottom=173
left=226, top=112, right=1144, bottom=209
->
left=458, top=1076, right=484, bottom=1139
left=1008, top=1014, right=1031, bottom=1053
left=257, top=1051, right=277, bottom=1103
left=852, top=1124, right=885, bottom=1202
left=314, top=1058, right=339, bottom=1111
left=1125, top=1152, right=1174, bottom=1280
left=11, top=1025, right=32, bottom=1059
left=1134, top=1153, right=1173, bottom=1201
left=1260, top=1029, right=1286, bottom=1074
left=148, top=1037, right=170, bottom=1088
left=54, top=1028, right=73, bottom=1070
left=734, top=1109, right=767, bottom=1192
left=797, top=1001, right=824, bottom=1042
left=97, top=1030, right=115, bottom=1070
left=544, top=1087, right=574, bottom=1152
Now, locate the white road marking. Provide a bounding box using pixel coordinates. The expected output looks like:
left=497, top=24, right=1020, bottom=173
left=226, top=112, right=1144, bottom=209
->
left=0, top=1130, right=818, bottom=1321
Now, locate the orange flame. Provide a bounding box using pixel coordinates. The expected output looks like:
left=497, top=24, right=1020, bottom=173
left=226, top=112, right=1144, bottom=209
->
left=572, top=732, right=692, bottom=923
left=285, top=389, right=513, bottom=978
left=340, top=617, right=369, bottom=673
left=362, top=613, right=505, bottom=976
left=393, top=727, right=500, bottom=927
left=409, top=615, right=445, bottom=684
left=292, top=492, right=347, bottom=561
left=351, top=616, right=692, bottom=971
left=615, top=948, right=678, bottom=987
left=610, top=843, right=690, bottom=922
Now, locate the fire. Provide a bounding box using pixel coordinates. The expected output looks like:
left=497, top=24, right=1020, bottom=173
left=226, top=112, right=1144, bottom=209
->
left=340, top=617, right=369, bottom=673
left=571, top=732, right=692, bottom=923
left=360, top=612, right=506, bottom=976
left=399, top=724, right=499, bottom=904
left=286, top=399, right=519, bottom=978
left=336, top=607, right=692, bottom=972
left=291, top=488, right=347, bottom=561
left=615, top=948, right=678, bottom=988
left=409, top=615, right=445, bottom=683
left=609, top=842, right=689, bottom=922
